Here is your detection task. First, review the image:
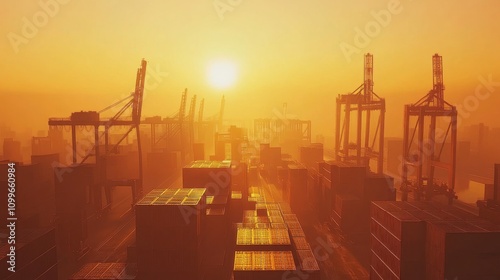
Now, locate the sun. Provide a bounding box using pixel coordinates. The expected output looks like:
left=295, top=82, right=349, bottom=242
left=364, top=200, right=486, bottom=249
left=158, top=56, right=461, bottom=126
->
left=207, top=60, right=238, bottom=90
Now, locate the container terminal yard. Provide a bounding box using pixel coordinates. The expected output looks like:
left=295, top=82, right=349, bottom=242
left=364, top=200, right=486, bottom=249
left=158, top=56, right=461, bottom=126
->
left=1, top=53, right=500, bottom=280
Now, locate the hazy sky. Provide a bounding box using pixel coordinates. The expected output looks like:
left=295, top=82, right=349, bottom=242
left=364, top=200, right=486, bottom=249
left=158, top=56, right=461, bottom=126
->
left=1, top=0, right=500, bottom=140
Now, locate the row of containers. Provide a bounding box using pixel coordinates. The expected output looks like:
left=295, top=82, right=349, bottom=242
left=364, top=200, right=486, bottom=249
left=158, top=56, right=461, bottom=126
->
left=134, top=160, right=235, bottom=279
left=132, top=160, right=250, bottom=279
left=128, top=159, right=322, bottom=280
left=259, top=142, right=395, bottom=231
left=66, top=159, right=243, bottom=280
left=370, top=201, right=500, bottom=280
left=299, top=148, right=500, bottom=279
left=233, top=187, right=320, bottom=280
left=134, top=187, right=207, bottom=280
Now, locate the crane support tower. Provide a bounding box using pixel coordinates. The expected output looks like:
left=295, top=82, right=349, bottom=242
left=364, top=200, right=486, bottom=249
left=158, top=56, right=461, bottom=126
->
left=401, top=54, right=458, bottom=204
left=335, top=53, right=386, bottom=174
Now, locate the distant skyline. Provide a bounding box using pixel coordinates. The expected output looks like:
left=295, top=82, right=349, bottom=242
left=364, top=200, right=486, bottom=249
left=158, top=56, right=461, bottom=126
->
left=1, top=0, right=500, bottom=138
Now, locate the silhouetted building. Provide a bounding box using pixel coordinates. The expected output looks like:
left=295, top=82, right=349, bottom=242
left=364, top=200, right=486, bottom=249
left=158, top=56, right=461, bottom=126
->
left=3, top=138, right=22, bottom=162
left=32, top=136, right=52, bottom=155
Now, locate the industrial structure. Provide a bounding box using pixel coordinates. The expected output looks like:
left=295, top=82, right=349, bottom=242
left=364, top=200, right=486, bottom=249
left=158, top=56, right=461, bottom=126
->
left=48, top=59, right=148, bottom=211
left=253, top=105, right=311, bottom=159
left=142, top=88, right=194, bottom=161
left=401, top=54, right=458, bottom=203
left=1, top=54, right=500, bottom=280
left=335, top=53, right=385, bottom=174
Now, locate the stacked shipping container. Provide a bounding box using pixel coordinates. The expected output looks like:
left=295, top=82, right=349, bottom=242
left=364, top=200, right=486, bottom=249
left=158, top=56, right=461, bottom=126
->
left=371, top=201, right=500, bottom=280
left=182, top=160, right=232, bottom=196
left=135, top=188, right=206, bottom=280
left=233, top=251, right=296, bottom=280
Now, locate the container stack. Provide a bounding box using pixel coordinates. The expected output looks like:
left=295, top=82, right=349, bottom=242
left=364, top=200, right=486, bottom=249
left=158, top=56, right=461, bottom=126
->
left=206, top=207, right=228, bottom=237
left=317, top=162, right=333, bottom=220
left=206, top=195, right=229, bottom=211
left=230, top=191, right=244, bottom=223
left=259, top=144, right=281, bottom=182
left=0, top=164, right=43, bottom=228
left=276, top=166, right=288, bottom=192
left=295, top=249, right=321, bottom=280
left=236, top=228, right=292, bottom=251
left=205, top=194, right=230, bottom=244
left=30, top=153, right=59, bottom=227
left=135, top=188, right=206, bottom=280
left=259, top=144, right=270, bottom=167
left=248, top=165, right=259, bottom=186
left=55, top=164, right=95, bottom=254
left=232, top=194, right=319, bottom=280
left=283, top=214, right=306, bottom=239
left=288, top=164, right=308, bottom=214
left=242, top=210, right=271, bottom=224
left=330, top=162, right=366, bottom=198
left=182, top=160, right=232, bottom=196
left=202, top=206, right=228, bottom=280
left=231, top=163, right=249, bottom=200
left=370, top=201, right=500, bottom=280
left=0, top=228, right=58, bottom=280
left=363, top=173, right=395, bottom=202
left=332, top=194, right=368, bottom=233
left=370, top=202, right=426, bottom=280
left=267, top=147, right=281, bottom=182
left=299, top=143, right=323, bottom=171
left=426, top=220, right=500, bottom=279
left=306, top=168, right=320, bottom=207
left=316, top=160, right=395, bottom=234
left=233, top=251, right=296, bottom=280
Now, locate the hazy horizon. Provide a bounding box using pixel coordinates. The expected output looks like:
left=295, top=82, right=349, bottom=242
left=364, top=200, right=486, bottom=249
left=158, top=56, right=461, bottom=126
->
left=2, top=0, right=500, bottom=140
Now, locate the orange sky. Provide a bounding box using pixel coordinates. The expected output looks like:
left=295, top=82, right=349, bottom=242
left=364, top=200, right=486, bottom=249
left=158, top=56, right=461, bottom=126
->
left=1, top=0, right=500, bottom=140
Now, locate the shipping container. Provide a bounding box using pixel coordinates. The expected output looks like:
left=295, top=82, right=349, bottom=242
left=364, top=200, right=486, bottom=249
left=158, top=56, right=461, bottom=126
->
left=426, top=220, right=500, bottom=280
left=236, top=228, right=292, bottom=251
left=182, top=161, right=232, bottom=195
left=363, top=173, right=395, bottom=201
left=233, top=251, right=296, bottom=280
left=295, top=250, right=320, bottom=280
left=333, top=194, right=369, bottom=233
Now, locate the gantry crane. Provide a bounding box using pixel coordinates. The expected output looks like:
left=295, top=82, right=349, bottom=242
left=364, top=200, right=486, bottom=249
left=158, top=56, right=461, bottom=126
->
left=49, top=59, right=148, bottom=211
left=401, top=54, right=457, bottom=204
left=253, top=102, right=311, bottom=155
left=335, top=53, right=385, bottom=173
left=145, top=89, right=199, bottom=164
